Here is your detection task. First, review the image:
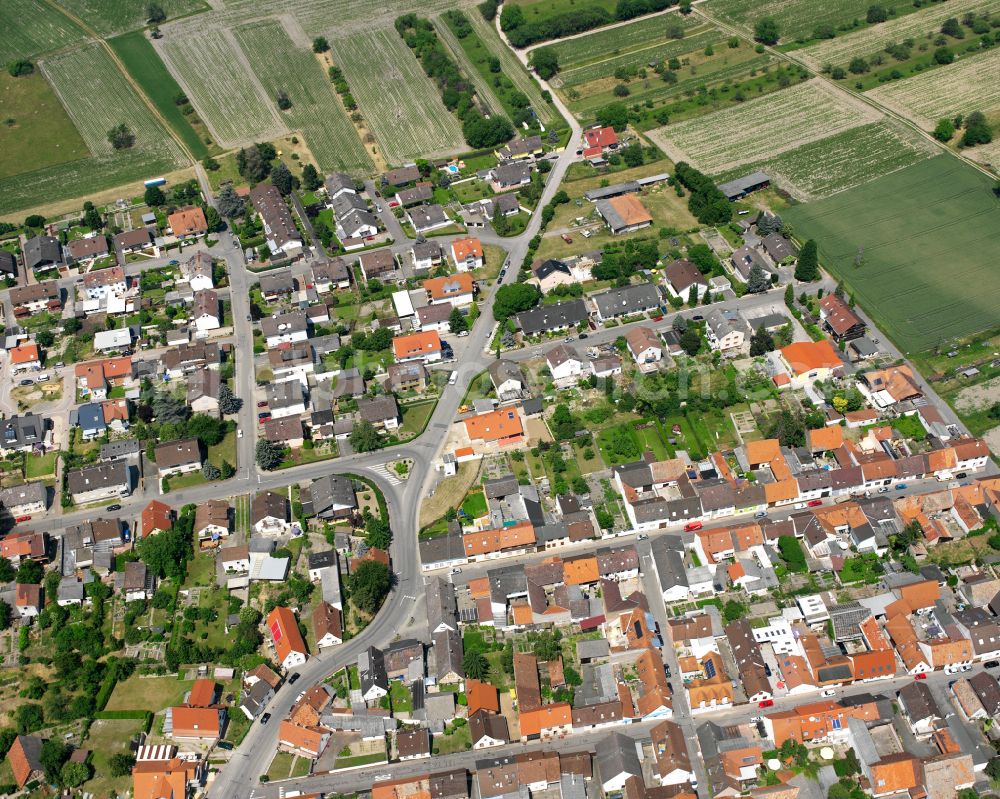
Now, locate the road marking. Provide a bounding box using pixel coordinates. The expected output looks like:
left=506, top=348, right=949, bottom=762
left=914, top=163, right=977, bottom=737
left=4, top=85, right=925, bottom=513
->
left=368, top=462, right=402, bottom=485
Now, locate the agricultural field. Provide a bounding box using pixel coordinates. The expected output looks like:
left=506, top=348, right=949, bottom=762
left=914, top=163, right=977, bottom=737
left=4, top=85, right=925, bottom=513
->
left=42, top=42, right=184, bottom=161
left=109, top=31, right=211, bottom=159
left=331, top=28, right=466, bottom=163
left=2, top=0, right=85, bottom=60
left=56, top=0, right=209, bottom=35
left=784, top=155, right=1000, bottom=353
left=157, top=29, right=286, bottom=147
left=797, top=0, right=1000, bottom=69
left=508, top=0, right=618, bottom=26
left=233, top=20, right=374, bottom=175
left=703, top=0, right=914, bottom=42
left=867, top=47, right=1000, bottom=128
left=561, top=30, right=771, bottom=115
left=0, top=42, right=186, bottom=216
left=550, top=13, right=704, bottom=80
left=466, top=11, right=560, bottom=127
left=0, top=70, right=88, bottom=180
left=648, top=78, right=877, bottom=174
left=712, top=122, right=937, bottom=201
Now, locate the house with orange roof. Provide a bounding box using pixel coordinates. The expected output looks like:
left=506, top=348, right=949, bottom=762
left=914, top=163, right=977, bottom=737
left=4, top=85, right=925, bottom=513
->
left=779, top=340, right=842, bottom=388
left=686, top=652, right=732, bottom=712
left=848, top=648, right=896, bottom=683
left=859, top=364, right=922, bottom=408
left=924, top=637, right=973, bottom=672
left=132, top=755, right=203, bottom=799
left=807, top=425, right=844, bottom=454
left=266, top=606, right=308, bottom=669
left=466, top=678, right=500, bottom=716
left=168, top=206, right=208, bottom=238
left=392, top=330, right=442, bottom=363
left=519, top=702, right=572, bottom=740
left=864, top=752, right=921, bottom=797
left=422, top=273, right=474, bottom=307
left=278, top=719, right=331, bottom=758
left=776, top=654, right=816, bottom=695
left=7, top=735, right=44, bottom=788
left=141, top=500, right=173, bottom=538
left=463, top=521, right=535, bottom=561
left=450, top=237, right=484, bottom=271
left=169, top=706, right=225, bottom=742
left=563, top=554, right=599, bottom=585
left=896, top=578, right=940, bottom=613
left=9, top=342, right=41, bottom=372
left=952, top=437, right=991, bottom=475
left=463, top=407, right=524, bottom=447
left=187, top=679, right=218, bottom=708
left=883, top=614, right=930, bottom=674
left=762, top=698, right=880, bottom=747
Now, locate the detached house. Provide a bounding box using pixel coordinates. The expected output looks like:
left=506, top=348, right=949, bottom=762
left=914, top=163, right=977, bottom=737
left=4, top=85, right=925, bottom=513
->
left=82, top=265, right=127, bottom=300
left=593, top=283, right=661, bottom=322
left=155, top=439, right=203, bottom=478
left=451, top=237, right=484, bottom=271
left=407, top=204, right=451, bottom=234
left=392, top=330, right=442, bottom=363
left=250, top=183, right=303, bottom=258
left=181, top=251, right=215, bottom=291
left=423, top=273, right=474, bottom=308
left=67, top=461, right=130, bottom=504
left=267, top=606, right=308, bottom=669
left=191, top=289, right=220, bottom=334
left=253, top=491, right=291, bottom=535
left=167, top=206, right=208, bottom=239
left=625, top=326, right=663, bottom=370
left=546, top=344, right=584, bottom=388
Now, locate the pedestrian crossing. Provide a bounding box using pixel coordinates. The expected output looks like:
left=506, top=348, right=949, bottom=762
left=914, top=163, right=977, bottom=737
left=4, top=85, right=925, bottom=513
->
left=367, top=462, right=402, bottom=485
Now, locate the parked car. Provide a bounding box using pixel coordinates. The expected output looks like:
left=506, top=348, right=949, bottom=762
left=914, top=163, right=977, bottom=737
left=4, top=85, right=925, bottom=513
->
left=821, top=688, right=836, bottom=697
left=895, top=483, right=908, bottom=490
left=14, top=516, right=31, bottom=523
left=754, top=511, right=768, bottom=519
left=288, top=673, right=301, bottom=685
left=260, top=713, right=271, bottom=724
left=258, top=412, right=271, bottom=423
left=984, top=661, right=999, bottom=669
left=450, top=567, right=462, bottom=575
left=807, top=499, right=823, bottom=507
left=637, top=533, right=648, bottom=541
left=914, top=673, right=927, bottom=680
left=18, top=379, right=33, bottom=386
left=684, top=521, right=703, bottom=532
left=758, top=699, right=774, bottom=708
left=956, top=472, right=968, bottom=479
left=36, top=374, right=49, bottom=382
left=257, top=401, right=268, bottom=408
left=107, top=504, right=122, bottom=511
left=561, top=234, right=573, bottom=244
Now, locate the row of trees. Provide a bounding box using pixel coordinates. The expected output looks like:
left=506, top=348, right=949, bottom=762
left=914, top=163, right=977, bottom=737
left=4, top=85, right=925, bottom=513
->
left=498, top=0, right=679, bottom=48
left=674, top=162, right=732, bottom=225
left=396, top=15, right=515, bottom=149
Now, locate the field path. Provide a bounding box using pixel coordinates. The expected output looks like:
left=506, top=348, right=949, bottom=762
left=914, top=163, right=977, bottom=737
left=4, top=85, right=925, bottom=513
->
left=34, top=0, right=218, bottom=197
left=691, top=4, right=1000, bottom=184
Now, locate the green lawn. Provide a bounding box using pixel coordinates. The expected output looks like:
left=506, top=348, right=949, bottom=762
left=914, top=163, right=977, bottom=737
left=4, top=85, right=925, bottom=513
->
left=891, top=414, right=927, bottom=441
left=335, top=750, right=387, bottom=769
left=109, top=31, right=211, bottom=159
left=784, top=156, right=1000, bottom=354
left=267, top=752, right=297, bottom=781
left=25, top=451, right=57, bottom=478
left=838, top=554, right=883, bottom=585
left=400, top=399, right=437, bottom=438
left=0, top=70, right=88, bottom=181
left=435, top=723, right=472, bottom=754
left=106, top=675, right=194, bottom=713
left=636, top=424, right=669, bottom=460
left=597, top=423, right=643, bottom=466
left=390, top=680, right=413, bottom=712
left=81, top=717, right=148, bottom=799
left=461, top=490, right=488, bottom=519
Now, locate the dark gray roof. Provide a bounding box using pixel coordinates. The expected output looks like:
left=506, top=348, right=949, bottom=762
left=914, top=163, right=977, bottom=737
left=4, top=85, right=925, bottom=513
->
left=432, top=628, right=464, bottom=681
left=301, top=474, right=356, bottom=518
left=595, top=732, right=642, bottom=784
left=265, top=379, right=306, bottom=410
left=359, top=645, right=388, bottom=694
left=898, top=679, right=941, bottom=723
left=100, top=438, right=142, bottom=461
left=67, top=461, right=129, bottom=495
left=419, top=533, right=467, bottom=567
left=426, top=576, right=457, bottom=633
left=717, top=171, right=770, bottom=200
left=584, top=181, right=640, bottom=202
left=23, top=235, right=62, bottom=270
left=484, top=474, right=519, bottom=499
left=515, top=299, right=588, bottom=335
left=0, top=413, right=46, bottom=449
left=358, top=394, right=399, bottom=424
left=592, top=283, right=661, bottom=319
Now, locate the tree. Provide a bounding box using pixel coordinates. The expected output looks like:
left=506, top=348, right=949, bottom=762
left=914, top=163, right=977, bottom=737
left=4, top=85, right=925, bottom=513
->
left=144, top=185, right=166, bottom=206
left=754, top=17, right=780, bottom=45
left=746, top=264, right=770, bottom=293
left=866, top=5, right=888, bottom=23
left=463, top=113, right=515, bottom=149
left=39, top=739, right=70, bottom=783
left=147, top=2, right=166, bottom=23
left=722, top=599, right=747, bottom=623
left=236, top=146, right=271, bottom=183
left=621, top=143, right=644, bottom=168
left=0, top=600, right=10, bottom=631
left=448, top=307, right=468, bottom=334
left=217, top=185, right=246, bottom=218
left=766, top=409, right=806, bottom=447
left=679, top=328, right=701, bottom=356
left=365, top=512, right=392, bottom=550
left=313, top=36, right=329, bottom=53
left=941, top=16, right=963, bottom=37
left=596, top=102, right=629, bottom=131
left=795, top=239, right=819, bottom=282
left=960, top=111, right=993, bottom=147
left=271, top=161, right=295, bottom=196
left=218, top=384, right=243, bottom=414
left=749, top=328, right=775, bottom=356
left=36, top=329, right=55, bottom=348
left=933, top=117, right=955, bottom=142
left=687, top=283, right=699, bottom=307
left=107, top=124, right=135, bottom=150
left=463, top=651, right=490, bottom=679
left=848, top=57, right=869, bottom=74
left=16, top=559, right=42, bottom=585
left=0, top=557, right=14, bottom=582
left=933, top=46, right=954, bottom=65
left=276, top=90, right=292, bottom=110
left=531, top=47, right=559, bottom=80
left=301, top=163, right=322, bottom=191
left=255, top=439, right=284, bottom=471
left=109, top=753, right=135, bottom=778
left=493, top=283, right=541, bottom=321
left=350, top=560, right=391, bottom=614
left=986, top=756, right=1000, bottom=782
left=349, top=420, right=381, bottom=453
left=185, top=414, right=224, bottom=446
left=61, top=761, right=90, bottom=788
left=202, top=462, right=221, bottom=481
left=7, top=59, right=33, bottom=77
left=137, top=527, right=191, bottom=579
left=82, top=201, right=103, bottom=230
left=220, top=460, right=235, bottom=479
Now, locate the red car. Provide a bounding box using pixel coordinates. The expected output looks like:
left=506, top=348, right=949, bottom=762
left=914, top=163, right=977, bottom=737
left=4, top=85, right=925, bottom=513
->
left=14, top=515, right=30, bottom=523
left=758, top=699, right=774, bottom=708
left=258, top=412, right=271, bottom=424
left=807, top=499, right=823, bottom=507
left=914, top=673, right=927, bottom=680
left=684, top=521, right=703, bottom=532
left=257, top=401, right=268, bottom=408
left=561, top=234, right=573, bottom=244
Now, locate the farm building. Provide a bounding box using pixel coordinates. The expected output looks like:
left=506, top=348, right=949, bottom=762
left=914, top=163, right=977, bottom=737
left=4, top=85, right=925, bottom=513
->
left=718, top=171, right=771, bottom=201
left=596, top=194, right=652, bottom=235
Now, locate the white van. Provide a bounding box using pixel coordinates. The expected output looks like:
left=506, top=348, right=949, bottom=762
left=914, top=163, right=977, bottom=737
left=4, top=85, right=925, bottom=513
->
left=448, top=371, right=458, bottom=385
